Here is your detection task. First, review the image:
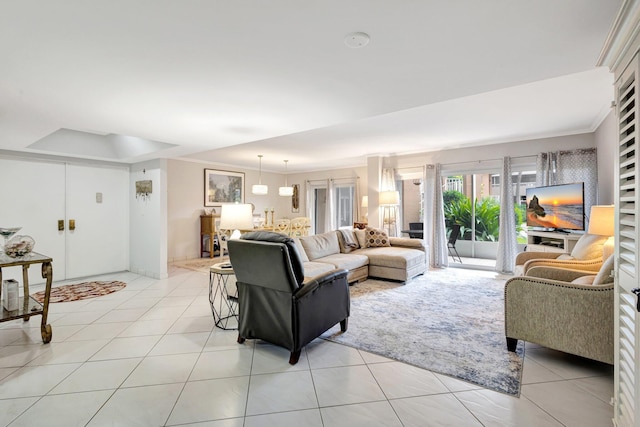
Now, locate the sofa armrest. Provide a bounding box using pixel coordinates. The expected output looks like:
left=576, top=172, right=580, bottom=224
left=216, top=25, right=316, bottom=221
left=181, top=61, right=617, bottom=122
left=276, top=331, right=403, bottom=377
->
left=523, top=257, right=602, bottom=275
left=389, top=237, right=426, bottom=251
left=526, top=266, right=596, bottom=282
left=515, top=251, right=560, bottom=265
left=295, top=269, right=349, bottom=300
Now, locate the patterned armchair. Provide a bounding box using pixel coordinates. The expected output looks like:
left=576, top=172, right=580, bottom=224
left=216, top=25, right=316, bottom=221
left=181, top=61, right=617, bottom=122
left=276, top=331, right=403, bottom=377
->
left=505, top=255, right=615, bottom=364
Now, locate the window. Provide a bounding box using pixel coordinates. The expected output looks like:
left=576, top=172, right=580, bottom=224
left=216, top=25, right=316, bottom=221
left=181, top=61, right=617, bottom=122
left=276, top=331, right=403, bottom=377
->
left=334, top=184, right=355, bottom=228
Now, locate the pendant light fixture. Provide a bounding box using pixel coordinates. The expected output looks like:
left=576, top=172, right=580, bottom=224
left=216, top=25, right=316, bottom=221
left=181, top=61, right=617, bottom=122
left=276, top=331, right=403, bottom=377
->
left=279, top=160, right=294, bottom=196
left=251, top=155, right=268, bottom=195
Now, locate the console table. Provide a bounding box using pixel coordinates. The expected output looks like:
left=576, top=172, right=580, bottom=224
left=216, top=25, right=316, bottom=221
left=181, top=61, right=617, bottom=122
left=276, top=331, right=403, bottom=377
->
left=0, top=252, right=53, bottom=343
left=526, top=230, right=581, bottom=254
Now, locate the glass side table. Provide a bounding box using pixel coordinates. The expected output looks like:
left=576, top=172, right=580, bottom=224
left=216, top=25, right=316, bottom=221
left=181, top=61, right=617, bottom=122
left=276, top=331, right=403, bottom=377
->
left=0, top=252, right=53, bottom=343
left=209, top=262, right=238, bottom=330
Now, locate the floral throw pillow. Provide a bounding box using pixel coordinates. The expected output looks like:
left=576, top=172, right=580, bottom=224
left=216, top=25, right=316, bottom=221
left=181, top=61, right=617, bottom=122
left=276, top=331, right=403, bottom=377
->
left=365, top=227, right=390, bottom=247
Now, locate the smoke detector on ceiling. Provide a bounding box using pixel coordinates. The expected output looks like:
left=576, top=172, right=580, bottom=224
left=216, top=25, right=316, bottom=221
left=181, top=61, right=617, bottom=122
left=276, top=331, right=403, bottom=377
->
left=344, top=32, right=370, bottom=48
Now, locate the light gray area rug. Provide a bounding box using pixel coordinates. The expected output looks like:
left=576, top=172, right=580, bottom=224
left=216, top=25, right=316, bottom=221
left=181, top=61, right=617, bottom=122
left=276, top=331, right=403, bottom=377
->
left=324, top=267, right=525, bottom=396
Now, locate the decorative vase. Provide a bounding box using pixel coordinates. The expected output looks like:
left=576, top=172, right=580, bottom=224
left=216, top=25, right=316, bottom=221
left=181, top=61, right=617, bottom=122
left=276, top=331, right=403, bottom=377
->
left=4, top=235, right=35, bottom=258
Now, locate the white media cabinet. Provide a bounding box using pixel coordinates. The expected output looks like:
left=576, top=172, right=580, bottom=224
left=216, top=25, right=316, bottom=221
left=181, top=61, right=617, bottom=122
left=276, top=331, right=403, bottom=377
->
left=526, top=230, right=582, bottom=254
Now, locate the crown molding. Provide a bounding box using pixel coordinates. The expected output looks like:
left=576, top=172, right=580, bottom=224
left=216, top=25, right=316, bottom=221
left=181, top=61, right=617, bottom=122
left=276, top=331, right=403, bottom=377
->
left=597, top=0, right=640, bottom=71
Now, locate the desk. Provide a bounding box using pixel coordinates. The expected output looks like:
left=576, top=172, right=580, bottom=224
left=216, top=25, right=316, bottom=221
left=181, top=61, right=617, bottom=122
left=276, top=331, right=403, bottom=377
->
left=209, top=263, right=238, bottom=330
left=0, top=252, right=53, bottom=343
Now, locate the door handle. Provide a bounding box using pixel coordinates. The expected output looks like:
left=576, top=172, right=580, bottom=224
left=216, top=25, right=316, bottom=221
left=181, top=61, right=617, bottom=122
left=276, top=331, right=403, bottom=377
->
left=58, top=220, right=64, bottom=231
left=69, top=219, right=76, bottom=231
left=632, top=288, right=640, bottom=312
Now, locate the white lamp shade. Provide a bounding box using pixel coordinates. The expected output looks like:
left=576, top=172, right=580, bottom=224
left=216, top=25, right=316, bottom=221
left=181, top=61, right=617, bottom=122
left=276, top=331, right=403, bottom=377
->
left=219, top=204, right=254, bottom=231
left=279, top=186, right=294, bottom=196
left=361, top=195, right=368, bottom=208
left=587, top=205, right=614, bottom=236
left=379, top=190, right=399, bottom=206
left=251, top=184, right=268, bottom=195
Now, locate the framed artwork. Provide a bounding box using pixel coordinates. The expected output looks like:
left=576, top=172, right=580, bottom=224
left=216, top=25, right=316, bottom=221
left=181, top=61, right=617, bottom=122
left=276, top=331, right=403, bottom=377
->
left=291, top=184, right=300, bottom=213
left=204, top=169, right=245, bottom=206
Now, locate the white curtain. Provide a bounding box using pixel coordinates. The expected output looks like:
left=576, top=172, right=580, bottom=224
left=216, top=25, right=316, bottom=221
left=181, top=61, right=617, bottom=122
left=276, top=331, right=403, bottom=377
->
left=425, top=164, right=448, bottom=267
left=536, top=148, right=598, bottom=227
left=326, top=179, right=335, bottom=232
left=496, top=157, right=518, bottom=274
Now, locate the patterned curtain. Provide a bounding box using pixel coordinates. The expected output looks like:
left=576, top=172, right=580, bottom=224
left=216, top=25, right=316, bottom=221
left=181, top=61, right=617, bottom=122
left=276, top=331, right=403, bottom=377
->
left=536, top=148, right=598, bottom=228
left=496, top=157, right=518, bottom=273
left=425, top=164, right=448, bottom=267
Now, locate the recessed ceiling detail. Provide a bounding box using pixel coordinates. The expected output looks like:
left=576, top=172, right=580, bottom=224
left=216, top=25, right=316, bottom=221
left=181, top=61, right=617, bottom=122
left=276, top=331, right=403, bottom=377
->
left=28, top=129, right=178, bottom=160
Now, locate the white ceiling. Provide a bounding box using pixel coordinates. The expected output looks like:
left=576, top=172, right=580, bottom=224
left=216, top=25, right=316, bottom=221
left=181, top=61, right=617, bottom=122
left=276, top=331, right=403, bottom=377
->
left=0, top=1, right=622, bottom=172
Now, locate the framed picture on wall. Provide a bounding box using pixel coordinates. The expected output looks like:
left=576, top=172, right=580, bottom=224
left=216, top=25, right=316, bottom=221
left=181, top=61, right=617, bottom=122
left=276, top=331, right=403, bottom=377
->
left=204, top=169, right=245, bottom=206
left=291, top=184, right=300, bottom=213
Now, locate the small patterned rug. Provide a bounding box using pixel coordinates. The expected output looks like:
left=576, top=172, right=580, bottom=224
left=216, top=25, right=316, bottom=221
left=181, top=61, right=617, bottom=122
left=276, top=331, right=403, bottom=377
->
left=31, top=281, right=127, bottom=303
left=324, top=268, right=524, bottom=396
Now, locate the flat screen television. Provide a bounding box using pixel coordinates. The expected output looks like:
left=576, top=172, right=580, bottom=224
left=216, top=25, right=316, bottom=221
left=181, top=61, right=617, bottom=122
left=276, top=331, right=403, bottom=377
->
left=525, top=182, right=585, bottom=232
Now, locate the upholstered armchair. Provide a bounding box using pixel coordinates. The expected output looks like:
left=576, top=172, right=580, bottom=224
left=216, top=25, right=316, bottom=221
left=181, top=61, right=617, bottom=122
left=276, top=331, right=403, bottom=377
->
left=504, top=255, right=615, bottom=364
left=515, top=232, right=609, bottom=276
left=227, top=231, right=350, bottom=364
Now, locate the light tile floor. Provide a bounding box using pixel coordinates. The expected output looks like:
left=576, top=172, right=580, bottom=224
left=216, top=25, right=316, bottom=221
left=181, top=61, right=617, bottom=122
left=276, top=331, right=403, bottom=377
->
left=0, top=266, right=614, bottom=426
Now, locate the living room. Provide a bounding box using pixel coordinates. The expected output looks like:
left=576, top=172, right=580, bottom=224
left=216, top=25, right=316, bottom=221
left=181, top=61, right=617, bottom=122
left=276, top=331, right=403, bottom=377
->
left=0, top=1, right=636, bottom=426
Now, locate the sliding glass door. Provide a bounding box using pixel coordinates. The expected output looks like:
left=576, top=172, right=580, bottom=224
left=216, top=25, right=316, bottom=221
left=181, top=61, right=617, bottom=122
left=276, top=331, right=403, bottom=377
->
left=442, top=170, right=532, bottom=269
left=308, top=179, right=356, bottom=235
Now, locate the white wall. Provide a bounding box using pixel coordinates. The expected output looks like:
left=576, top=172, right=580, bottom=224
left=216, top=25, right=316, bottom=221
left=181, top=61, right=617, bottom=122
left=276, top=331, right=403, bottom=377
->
left=130, top=159, right=167, bottom=279
left=595, top=110, right=617, bottom=204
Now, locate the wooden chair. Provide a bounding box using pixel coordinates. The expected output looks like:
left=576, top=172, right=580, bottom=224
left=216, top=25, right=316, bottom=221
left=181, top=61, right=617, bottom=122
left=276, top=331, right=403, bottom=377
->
left=273, top=218, right=291, bottom=235
left=289, top=217, right=310, bottom=237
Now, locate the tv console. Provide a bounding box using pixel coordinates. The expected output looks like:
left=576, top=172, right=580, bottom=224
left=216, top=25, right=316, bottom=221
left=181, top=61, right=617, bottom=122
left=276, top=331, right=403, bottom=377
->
left=526, top=230, right=582, bottom=254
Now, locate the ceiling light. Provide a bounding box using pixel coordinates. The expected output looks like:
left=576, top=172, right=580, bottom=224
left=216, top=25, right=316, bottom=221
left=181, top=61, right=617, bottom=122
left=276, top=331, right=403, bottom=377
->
left=344, top=32, right=370, bottom=48
left=279, top=160, right=294, bottom=196
left=252, top=155, right=268, bottom=195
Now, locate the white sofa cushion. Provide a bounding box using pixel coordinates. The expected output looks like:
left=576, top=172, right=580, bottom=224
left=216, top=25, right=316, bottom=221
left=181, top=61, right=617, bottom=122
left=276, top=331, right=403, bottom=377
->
left=300, top=232, right=340, bottom=260
left=570, top=233, right=607, bottom=260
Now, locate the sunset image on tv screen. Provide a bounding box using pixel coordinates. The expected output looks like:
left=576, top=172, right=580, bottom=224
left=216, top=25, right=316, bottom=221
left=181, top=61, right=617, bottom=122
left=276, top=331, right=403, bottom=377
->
left=525, top=183, right=584, bottom=231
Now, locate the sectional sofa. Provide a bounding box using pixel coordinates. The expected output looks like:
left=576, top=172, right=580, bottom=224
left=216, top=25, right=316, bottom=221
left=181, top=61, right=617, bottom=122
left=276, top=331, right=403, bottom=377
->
left=292, top=228, right=428, bottom=283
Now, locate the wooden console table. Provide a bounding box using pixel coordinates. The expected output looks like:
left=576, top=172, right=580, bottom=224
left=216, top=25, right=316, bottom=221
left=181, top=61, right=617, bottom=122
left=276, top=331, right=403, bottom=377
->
left=0, top=252, right=53, bottom=343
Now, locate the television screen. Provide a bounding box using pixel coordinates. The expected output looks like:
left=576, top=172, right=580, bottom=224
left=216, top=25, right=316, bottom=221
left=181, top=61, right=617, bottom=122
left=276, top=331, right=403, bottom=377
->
left=525, top=183, right=585, bottom=231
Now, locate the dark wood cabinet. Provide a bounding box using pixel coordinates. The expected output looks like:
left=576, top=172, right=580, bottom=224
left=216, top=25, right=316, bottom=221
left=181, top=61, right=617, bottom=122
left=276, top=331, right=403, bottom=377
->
left=200, top=214, right=220, bottom=258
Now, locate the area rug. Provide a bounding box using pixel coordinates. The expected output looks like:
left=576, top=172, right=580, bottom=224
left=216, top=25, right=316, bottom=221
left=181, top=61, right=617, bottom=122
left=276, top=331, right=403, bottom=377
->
left=171, top=257, right=229, bottom=273
left=31, top=281, right=127, bottom=303
left=324, top=268, right=525, bottom=396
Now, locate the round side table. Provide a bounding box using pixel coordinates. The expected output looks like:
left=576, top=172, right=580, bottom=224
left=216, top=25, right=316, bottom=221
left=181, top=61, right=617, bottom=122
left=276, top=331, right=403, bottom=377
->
left=209, top=262, right=238, bottom=330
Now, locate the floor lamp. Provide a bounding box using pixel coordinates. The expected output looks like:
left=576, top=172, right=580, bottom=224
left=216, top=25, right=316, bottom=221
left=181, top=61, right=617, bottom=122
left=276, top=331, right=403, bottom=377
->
left=379, top=190, right=399, bottom=236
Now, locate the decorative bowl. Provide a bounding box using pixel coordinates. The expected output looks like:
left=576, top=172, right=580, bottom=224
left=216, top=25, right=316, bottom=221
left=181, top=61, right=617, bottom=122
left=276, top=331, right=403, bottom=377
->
left=4, top=235, right=35, bottom=257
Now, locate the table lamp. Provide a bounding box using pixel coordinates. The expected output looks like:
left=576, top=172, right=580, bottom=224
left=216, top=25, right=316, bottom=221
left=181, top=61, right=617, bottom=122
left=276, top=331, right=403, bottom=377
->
left=220, top=204, right=254, bottom=240
left=587, top=205, right=615, bottom=260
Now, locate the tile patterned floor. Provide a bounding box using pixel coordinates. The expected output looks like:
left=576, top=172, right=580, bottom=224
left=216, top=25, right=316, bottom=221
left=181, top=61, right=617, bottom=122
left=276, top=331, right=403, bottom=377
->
left=0, top=266, right=614, bottom=426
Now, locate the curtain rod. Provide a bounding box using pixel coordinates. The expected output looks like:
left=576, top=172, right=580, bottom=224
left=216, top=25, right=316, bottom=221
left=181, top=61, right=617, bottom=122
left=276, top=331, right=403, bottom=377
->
left=306, top=176, right=359, bottom=183
left=432, top=154, right=536, bottom=168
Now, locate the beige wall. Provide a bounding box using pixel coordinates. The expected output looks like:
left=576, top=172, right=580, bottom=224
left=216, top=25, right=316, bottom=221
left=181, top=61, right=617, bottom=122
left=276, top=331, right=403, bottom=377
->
left=595, top=110, right=616, bottom=204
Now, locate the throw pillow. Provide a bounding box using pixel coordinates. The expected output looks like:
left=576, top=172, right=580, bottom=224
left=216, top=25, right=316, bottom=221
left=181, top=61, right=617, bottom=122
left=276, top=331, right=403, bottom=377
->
left=354, top=229, right=367, bottom=248
left=364, top=227, right=391, bottom=248
left=592, top=254, right=615, bottom=285
left=570, top=233, right=608, bottom=260
left=571, top=275, right=596, bottom=285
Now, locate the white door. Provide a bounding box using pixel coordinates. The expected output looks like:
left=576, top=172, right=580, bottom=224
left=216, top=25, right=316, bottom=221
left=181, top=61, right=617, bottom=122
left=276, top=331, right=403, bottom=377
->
left=0, top=158, right=67, bottom=284
left=0, top=157, right=129, bottom=283
left=65, top=164, right=129, bottom=278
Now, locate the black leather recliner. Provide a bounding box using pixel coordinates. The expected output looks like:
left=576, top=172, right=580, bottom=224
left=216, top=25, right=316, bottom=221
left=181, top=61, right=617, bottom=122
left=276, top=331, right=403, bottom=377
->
left=227, top=231, right=350, bottom=364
